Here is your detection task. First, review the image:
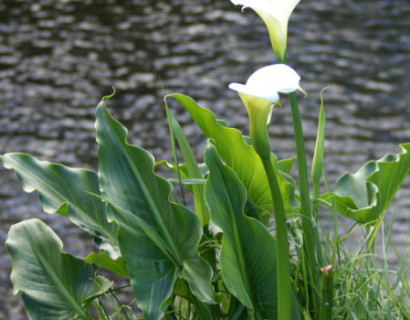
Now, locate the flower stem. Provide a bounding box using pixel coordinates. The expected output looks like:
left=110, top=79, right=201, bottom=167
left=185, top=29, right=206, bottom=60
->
left=288, top=88, right=319, bottom=314
left=280, top=55, right=319, bottom=313
left=260, top=154, right=292, bottom=320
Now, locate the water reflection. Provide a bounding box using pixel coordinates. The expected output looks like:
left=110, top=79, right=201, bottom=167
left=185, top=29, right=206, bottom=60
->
left=0, top=0, right=409, bottom=318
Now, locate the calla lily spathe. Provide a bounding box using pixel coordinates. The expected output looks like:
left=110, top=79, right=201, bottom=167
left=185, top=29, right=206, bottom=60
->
left=231, top=0, right=300, bottom=61
left=229, top=64, right=303, bottom=103
left=229, top=64, right=303, bottom=156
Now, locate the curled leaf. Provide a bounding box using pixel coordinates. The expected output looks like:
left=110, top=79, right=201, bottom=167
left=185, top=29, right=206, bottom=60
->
left=322, top=143, right=410, bottom=224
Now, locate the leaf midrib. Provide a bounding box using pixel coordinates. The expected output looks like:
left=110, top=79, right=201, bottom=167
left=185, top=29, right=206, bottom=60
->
left=209, top=150, right=255, bottom=309
left=3, top=154, right=116, bottom=243
left=31, top=243, right=92, bottom=320
left=99, top=104, right=183, bottom=268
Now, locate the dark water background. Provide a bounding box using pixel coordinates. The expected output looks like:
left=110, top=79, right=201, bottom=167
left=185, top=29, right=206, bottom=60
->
left=0, top=0, right=409, bottom=318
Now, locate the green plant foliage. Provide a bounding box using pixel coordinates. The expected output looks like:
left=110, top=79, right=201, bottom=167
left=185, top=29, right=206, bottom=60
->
left=323, top=143, right=410, bottom=224
left=311, top=89, right=327, bottom=207
left=0, top=153, right=119, bottom=257
left=165, top=100, right=210, bottom=226
left=95, top=99, right=215, bottom=320
left=6, top=218, right=111, bottom=320
left=168, top=93, right=296, bottom=215
left=85, top=252, right=130, bottom=279
left=205, top=143, right=279, bottom=318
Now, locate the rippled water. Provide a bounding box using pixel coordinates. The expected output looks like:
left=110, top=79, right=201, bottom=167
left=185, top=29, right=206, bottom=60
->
left=0, top=0, right=409, bottom=318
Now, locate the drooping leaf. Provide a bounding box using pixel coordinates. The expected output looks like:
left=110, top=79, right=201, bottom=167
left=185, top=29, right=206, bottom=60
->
left=204, top=143, right=278, bottom=318
left=167, top=93, right=296, bottom=214
left=0, top=153, right=119, bottom=256
left=6, top=218, right=111, bottom=320
left=85, top=252, right=129, bottom=278
left=95, top=99, right=215, bottom=320
left=322, top=143, right=410, bottom=224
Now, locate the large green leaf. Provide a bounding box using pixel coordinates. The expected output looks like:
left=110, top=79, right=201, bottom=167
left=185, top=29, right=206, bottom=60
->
left=95, top=99, right=215, bottom=320
left=167, top=93, right=296, bottom=214
left=323, top=143, right=410, bottom=224
left=0, top=153, right=119, bottom=256
left=204, top=143, right=278, bottom=318
left=6, top=218, right=111, bottom=320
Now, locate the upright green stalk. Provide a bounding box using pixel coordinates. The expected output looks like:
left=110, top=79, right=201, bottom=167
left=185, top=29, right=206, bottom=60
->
left=289, top=91, right=319, bottom=313
left=238, top=93, right=292, bottom=320
left=281, top=56, right=319, bottom=315
left=229, top=63, right=300, bottom=320
left=319, top=265, right=334, bottom=320
left=260, top=153, right=292, bottom=320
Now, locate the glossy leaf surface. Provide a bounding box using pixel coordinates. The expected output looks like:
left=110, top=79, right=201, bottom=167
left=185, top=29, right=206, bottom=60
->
left=6, top=219, right=111, bottom=320
left=95, top=100, right=215, bottom=320
left=0, top=153, right=119, bottom=256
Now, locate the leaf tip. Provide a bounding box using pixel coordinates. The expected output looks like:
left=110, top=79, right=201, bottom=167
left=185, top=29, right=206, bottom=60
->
left=102, top=86, right=116, bottom=102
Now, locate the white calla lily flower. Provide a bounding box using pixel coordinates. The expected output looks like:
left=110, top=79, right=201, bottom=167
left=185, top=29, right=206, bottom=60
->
left=229, top=64, right=303, bottom=156
left=231, top=0, right=300, bottom=60
left=229, top=64, right=303, bottom=103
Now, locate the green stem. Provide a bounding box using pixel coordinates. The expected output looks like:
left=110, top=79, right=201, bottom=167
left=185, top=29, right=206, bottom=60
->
left=260, top=154, right=292, bottom=320
left=319, top=265, right=334, bottom=320
left=287, top=93, right=311, bottom=215
left=280, top=56, right=319, bottom=314
left=279, top=59, right=314, bottom=224
left=288, top=91, right=319, bottom=314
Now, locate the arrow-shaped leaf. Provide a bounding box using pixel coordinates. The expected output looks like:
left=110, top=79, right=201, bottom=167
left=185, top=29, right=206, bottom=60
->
left=95, top=99, right=215, bottom=320
left=204, top=143, right=278, bottom=318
